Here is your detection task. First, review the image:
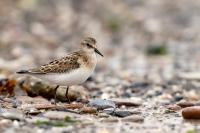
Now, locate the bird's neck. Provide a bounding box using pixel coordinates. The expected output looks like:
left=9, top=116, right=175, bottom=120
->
left=80, top=50, right=97, bottom=68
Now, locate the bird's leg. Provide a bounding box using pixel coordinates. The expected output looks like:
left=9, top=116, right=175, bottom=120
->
left=65, top=86, right=70, bottom=104
left=54, top=85, right=59, bottom=105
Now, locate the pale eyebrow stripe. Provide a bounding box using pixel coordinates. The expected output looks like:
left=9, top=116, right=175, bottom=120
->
left=87, top=43, right=94, bottom=48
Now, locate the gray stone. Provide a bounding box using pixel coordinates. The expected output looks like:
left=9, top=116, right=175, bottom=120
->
left=113, top=110, right=133, bottom=118
left=88, top=99, right=116, bottom=110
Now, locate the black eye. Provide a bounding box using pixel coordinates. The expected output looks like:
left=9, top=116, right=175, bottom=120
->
left=86, top=43, right=91, bottom=47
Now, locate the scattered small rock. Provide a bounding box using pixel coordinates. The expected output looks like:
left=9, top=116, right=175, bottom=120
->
left=110, top=98, right=142, bottom=106
left=26, top=108, right=42, bottom=115
left=79, top=107, right=97, bottom=114
left=103, top=108, right=115, bottom=114
left=121, top=115, right=144, bottom=123
left=20, top=103, right=56, bottom=110
left=16, top=96, right=50, bottom=104
left=88, top=99, right=116, bottom=110
left=128, top=82, right=150, bottom=89
left=177, top=101, right=195, bottom=108
left=174, top=94, right=183, bottom=102
left=98, top=113, right=110, bottom=118
left=0, top=111, right=24, bottom=121
left=166, top=105, right=181, bottom=112
left=64, top=103, right=84, bottom=110
left=100, top=117, right=119, bottom=122
left=182, top=106, right=200, bottom=119
left=112, top=110, right=133, bottom=118
left=43, top=111, right=80, bottom=120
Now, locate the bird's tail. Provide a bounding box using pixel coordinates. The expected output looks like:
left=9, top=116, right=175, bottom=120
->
left=16, top=70, right=29, bottom=74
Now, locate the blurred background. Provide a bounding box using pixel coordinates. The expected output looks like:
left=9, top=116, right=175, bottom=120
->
left=1, top=1, right=200, bottom=132
left=1, top=0, right=200, bottom=83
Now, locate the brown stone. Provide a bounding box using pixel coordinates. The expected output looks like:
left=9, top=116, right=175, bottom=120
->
left=182, top=106, right=200, bottom=119
left=177, top=101, right=195, bottom=108
left=79, top=107, right=97, bottom=114
left=64, top=103, right=84, bottom=110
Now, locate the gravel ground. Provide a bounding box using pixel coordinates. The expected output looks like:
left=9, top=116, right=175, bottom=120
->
left=0, top=0, right=200, bottom=133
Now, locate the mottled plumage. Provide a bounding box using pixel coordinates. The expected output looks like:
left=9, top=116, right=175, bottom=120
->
left=29, top=52, right=81, bottom=74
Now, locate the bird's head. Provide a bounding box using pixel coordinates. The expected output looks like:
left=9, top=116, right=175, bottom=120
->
left=81, top=37, right=103, bottom=57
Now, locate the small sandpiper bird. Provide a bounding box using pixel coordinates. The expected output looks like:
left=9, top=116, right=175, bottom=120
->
left=17, top=37, right=103, bottom=103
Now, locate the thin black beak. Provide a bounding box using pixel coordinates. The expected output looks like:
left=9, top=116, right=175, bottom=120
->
left=94, top=48, right=103, bottom=57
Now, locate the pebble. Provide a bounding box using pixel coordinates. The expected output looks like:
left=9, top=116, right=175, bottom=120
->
left=27, top=108, right=42, bottom=115
left=103, top=108, right=115, bottom=114
left=112, top=110, right=133, bottom=118
left=166, top=105, right=181, bottom=112
left=0, top=112, right=24, bottom=121
left=88, top=99, right=116, bottom=110
left=158, top=94, right=173, bottom=102
left=20, top=103, right=56, bottom=110
left=182, top=106, right=200, bottom=119
left=0, top=119, right=12, bottom=127
left=79, top=107, right=97, bottom=114
left=43, top=111, right=80, bottom=120
left=100, top=117, right=119, bottom=122
left=177, top=101, right=195, bottom=108
left=64, top=103, right=84, bottom=110
left=110, top=98, right=142, bottom=106
left=129, top=82, right=150, bottom=89
left=174, top=94, right=183, bottom=102
left=121, top=115, right=144, bottom=122
left=16, top=96, right=50, bottom=104
left=98, top=113, right=110, bottom=118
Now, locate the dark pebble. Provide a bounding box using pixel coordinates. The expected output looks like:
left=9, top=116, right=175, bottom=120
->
left=112, top=110, right=133, bottom=118
left=174, top=94, right=183, bottom=102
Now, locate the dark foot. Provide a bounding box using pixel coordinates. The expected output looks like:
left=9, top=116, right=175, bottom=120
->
left=65, top=86, right=70, bottom=104
left=54, top=85, right=59, bottom=105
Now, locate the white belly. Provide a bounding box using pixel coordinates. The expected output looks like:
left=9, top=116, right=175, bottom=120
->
left=33, top=68, right=94, bottom=86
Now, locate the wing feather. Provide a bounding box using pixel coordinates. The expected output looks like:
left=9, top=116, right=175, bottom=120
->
left=28, top=52, right=81, bottom=74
